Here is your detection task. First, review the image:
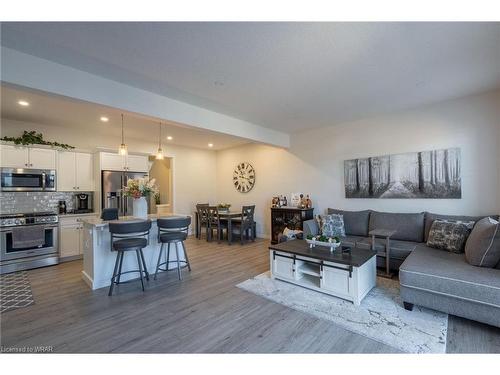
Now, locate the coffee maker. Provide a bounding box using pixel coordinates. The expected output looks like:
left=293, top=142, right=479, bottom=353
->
left=74, top=193, right=93, bottom=214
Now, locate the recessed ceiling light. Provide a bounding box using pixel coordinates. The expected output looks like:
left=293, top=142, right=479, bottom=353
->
left=18, top=100, right=30, bottom=107
left=208, top=143, right=214, bottom=148
left=100, top=116, right=109, bottom=122
left=167, top=136, right=173, bottom=140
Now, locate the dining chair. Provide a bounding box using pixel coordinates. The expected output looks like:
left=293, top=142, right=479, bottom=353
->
left=207, top=206, right=227, bottom=243
left=195, top=203, right=209, bottom=239
left=230, top=205, right=256, bottom=245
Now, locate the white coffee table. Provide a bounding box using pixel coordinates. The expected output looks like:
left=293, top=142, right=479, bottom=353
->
left=269, top=240, right=377, bottom=305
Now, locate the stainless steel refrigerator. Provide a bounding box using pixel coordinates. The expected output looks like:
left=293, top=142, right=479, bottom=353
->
left=101, top=170, right=150, bottom=216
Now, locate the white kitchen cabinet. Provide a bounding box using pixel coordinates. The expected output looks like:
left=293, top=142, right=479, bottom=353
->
left=0, top=144, right=56, bottom=169
left=29, top=148, right=57, bottom=169
left=99, top=152, right=149, bottom=172
left=57, top=151, right=76, bottom=191
left=100, top=152, right=125, bottom=171
left=126, top=154, right=149, bottom=172
left=59, top=224, right=81, bottom=258
left=59, top=215, right=96, bottom=260
left=0, top=144, right=28, bottom=168
left=57, top=151, right=94, bottom=191
left=76, top=152, right=94, bottom=191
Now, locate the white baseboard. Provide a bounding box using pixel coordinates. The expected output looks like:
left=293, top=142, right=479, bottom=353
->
left=81, top=270, right=94, bottom=289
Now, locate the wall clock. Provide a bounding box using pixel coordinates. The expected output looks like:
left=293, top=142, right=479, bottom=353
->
left=233, top=162, right=255, bottom=193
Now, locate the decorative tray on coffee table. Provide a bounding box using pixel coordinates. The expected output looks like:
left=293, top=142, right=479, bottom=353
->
left=305, top=235, right=344, bottom=252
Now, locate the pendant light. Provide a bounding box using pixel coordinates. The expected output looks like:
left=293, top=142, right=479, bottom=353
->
left=118, top=113, right=128, bottom=156
left=156, top=122, right=164, bottom=160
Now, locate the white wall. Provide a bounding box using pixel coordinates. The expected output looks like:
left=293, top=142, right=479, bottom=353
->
left=498, top=115, right=500, bottom=207
left=2, top=90, right=499, bottom=236
left=0, top=118, right=217, bottom=216
left=216, top=90, right=500, bottom=238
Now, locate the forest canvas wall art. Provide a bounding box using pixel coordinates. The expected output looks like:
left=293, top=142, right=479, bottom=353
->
left=344, top=148, right=461, bottom=199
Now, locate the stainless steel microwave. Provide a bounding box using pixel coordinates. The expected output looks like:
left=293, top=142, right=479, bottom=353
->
left=0, top=168, right=56, bottom=192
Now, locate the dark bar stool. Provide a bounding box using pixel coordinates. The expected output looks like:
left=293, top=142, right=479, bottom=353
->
left=154, top=217, right=192, bottom=280
left=108, top=219, right=152, bottom=296
left=101, top=208, right=119, bottom=221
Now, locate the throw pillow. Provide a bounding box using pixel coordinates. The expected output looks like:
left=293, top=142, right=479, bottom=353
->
left=440, top=219, right=475, bottom=230
left=283, top=227, right=303, bottom=240
left=465, top=217, right=500, bottom=267
left=314, top=215, right=324, bottom=235
left=321, top=214, right=346, bottom=237
left=426, top=219, right=474, bottom=253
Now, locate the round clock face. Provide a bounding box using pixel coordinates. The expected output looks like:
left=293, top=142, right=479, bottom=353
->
left=233, top=162, right=255, bottom=193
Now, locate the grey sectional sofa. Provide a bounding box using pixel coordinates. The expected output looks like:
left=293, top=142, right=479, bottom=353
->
left=303, top=209, right=500, bottom=327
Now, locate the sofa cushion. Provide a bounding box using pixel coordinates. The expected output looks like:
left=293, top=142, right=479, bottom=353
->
left=327, top=209, right=370, bottom=236
left=424, top=212, right=499, bottom=242
left=340, top=235, right=366, bottom=248
left=356, top=238, right=418, bottom=260
left=426, top=220, right=474, bottom=253
left=399, top=245, right=500, bottom=308
left=465, top=217, right=500, bottom=268
left=368, top=211, right=425, bottom=242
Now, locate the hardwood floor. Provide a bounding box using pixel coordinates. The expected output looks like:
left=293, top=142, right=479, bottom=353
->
left=1, top=237, right=499, bottom=353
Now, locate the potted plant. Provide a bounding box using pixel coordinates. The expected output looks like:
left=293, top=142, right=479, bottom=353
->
left=217, top=203, right=231, bottom=212
left=123, top=177, right=158, bottom=219
left=154, top=192, right=161, bottom=205
left=154, top=192, right=171, bottom=216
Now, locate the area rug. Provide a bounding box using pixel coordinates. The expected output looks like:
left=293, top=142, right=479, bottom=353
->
left=237, top=272, right=448, bottom=353
left=0, top=271, right=35, bottom=313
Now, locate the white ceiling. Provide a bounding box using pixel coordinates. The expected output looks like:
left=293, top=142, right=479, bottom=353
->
left=0, top=85, right=250, bottom=150
left=1, top=22, right=500, bottom=133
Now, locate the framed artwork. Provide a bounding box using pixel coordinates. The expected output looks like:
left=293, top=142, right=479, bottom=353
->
left=344, top=148, right=461, bottom=199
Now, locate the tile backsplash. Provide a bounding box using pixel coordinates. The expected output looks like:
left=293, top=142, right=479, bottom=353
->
left=0, top=192, right=94, bottom=214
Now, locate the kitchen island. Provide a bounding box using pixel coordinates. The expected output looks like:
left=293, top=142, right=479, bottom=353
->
left=81, top=214, right=191, bottom=290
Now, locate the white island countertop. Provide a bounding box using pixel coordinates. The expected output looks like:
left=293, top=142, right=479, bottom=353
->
left=82, top=213, right=189, bottom=228
left=80, top=213, right=192, bottom=290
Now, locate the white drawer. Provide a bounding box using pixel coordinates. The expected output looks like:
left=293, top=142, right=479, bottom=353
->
left=59, top=214, right=96, bottom=226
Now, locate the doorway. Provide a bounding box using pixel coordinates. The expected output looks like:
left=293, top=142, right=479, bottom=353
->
left=148, top=156, right=173, bottom=215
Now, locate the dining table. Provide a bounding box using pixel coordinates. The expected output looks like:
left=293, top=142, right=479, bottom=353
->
left=194, top=210, right=250, bottom=244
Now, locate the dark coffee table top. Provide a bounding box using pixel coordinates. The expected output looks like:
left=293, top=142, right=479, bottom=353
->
left=269, top=240, right=376, bottom=267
